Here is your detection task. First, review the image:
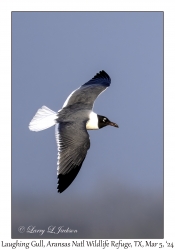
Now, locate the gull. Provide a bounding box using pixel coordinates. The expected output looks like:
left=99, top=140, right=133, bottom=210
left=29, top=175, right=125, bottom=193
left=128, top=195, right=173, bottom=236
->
left=29, top=70, right=119, bottom=193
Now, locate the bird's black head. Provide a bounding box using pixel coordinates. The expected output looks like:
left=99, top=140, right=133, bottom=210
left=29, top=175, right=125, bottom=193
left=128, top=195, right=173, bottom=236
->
left=97, top=115, right=119, bottom=129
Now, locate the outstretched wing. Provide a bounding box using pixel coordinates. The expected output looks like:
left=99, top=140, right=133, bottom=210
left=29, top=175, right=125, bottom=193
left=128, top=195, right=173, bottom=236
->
left=62, top=70, right=111, bottom=110
left=55, top=122, right=90, bottom=193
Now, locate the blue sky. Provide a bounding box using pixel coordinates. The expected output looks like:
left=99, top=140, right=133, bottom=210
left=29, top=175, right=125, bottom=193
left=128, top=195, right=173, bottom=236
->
left=12, top=12, right=163, bottom=239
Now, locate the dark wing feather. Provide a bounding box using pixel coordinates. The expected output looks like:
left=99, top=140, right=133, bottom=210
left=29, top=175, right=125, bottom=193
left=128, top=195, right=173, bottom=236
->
left=55, top=122, right=90, bottom=193
left=62, top=70, right=111, bottom=110
left=82, top=70, right=111, bottom=86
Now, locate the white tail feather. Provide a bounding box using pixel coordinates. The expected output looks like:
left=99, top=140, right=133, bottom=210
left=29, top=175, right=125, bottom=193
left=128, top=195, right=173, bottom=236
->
left=29, top=106, right=57, bottom=132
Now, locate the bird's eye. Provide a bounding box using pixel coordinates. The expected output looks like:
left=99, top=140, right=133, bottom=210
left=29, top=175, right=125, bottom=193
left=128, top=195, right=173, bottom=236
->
left=103, top=118, right=107, bottom=122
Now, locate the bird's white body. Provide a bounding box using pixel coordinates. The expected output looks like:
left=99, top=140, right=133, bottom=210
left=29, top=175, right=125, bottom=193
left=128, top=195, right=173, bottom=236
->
left=29, top=107, right=99, bottom=131
left=86, top=111, right=99, bottom=130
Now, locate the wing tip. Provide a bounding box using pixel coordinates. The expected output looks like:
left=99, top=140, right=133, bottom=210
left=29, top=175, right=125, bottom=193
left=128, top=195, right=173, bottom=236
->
left=57, top=175, right=67, bottom=193
left=57, top=188, right=62, bottom=193
left=92, top=70, right=111, bottom=82
left=57, top=161, right=84, bottom=193
left=57, top=173, right=72, bottom=193
left=83, top=70, right=111, bottom=86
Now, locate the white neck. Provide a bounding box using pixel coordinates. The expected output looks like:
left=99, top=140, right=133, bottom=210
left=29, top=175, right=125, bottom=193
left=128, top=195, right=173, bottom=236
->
left=86, top=111, right=99, bottom=130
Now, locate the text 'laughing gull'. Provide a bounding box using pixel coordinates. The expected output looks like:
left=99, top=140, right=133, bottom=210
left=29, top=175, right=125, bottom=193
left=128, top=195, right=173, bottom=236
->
left=29, top=70, right=119, bottom=193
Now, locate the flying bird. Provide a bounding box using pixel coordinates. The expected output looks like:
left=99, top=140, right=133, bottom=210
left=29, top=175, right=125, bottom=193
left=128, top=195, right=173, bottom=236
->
left=29, top=70, right=119, bottom=193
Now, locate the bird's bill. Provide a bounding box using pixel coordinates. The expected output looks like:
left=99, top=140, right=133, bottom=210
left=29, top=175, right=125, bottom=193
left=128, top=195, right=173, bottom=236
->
left=108, top=121, right=119, bottom=128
